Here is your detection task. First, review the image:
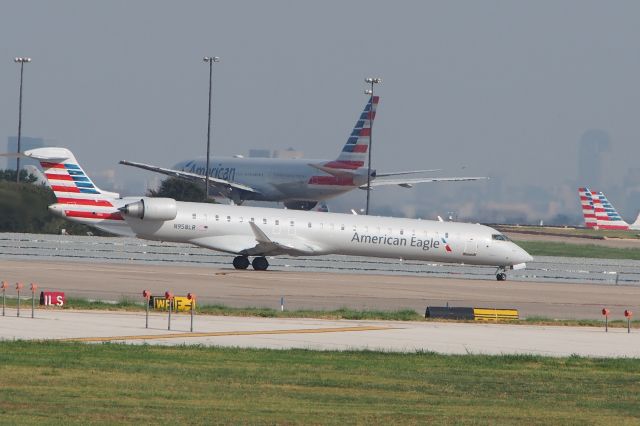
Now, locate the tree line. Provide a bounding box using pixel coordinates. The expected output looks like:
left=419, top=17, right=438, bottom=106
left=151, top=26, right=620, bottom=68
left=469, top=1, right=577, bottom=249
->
left=0, top=172, right=206, bottom=235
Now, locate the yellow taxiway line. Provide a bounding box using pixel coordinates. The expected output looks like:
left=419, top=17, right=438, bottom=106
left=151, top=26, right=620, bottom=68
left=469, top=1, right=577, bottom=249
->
left=58, top=325, right=394, bottom=343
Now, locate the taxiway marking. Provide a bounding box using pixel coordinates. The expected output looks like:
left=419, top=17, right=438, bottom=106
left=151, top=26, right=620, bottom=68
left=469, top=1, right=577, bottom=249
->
left=58, top=325, right=395, bottom=343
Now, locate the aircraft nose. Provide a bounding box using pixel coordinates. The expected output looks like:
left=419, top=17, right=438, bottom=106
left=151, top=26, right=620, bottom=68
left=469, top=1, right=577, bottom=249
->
left=512, top=243, right=533, bottom=264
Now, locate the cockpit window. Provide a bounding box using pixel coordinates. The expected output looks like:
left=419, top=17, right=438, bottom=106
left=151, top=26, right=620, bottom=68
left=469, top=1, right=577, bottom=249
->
left=492, top=234, right=509, bottom=241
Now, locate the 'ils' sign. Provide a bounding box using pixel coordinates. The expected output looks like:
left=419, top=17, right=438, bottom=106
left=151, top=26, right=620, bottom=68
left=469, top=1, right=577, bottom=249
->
left=40, top=291, right=65, bottom=306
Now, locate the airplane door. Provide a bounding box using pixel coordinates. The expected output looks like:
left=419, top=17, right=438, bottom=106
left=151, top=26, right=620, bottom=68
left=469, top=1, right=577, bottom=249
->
left=463, top=239, right=477, bottom=256
left=273, top=219, right=281, bottom=235
left=199, top=213, right=208, bottom=231
left=288, top=219, right=296, bottom=236
left=192, top=212, right=208, bottom=231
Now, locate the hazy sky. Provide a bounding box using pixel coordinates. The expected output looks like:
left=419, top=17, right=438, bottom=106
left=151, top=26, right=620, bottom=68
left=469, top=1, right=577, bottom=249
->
left=2, top=1, right=640, bottom=209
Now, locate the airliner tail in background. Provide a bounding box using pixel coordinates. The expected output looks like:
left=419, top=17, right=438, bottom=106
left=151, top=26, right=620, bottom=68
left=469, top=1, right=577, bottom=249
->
left=578, top=187, right=640, bottom=230
left=310, top=95, right=378, bottom=174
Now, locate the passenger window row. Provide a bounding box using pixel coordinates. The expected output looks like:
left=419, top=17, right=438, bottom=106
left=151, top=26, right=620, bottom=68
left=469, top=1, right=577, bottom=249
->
left=200, top=214, right=449, bottom=239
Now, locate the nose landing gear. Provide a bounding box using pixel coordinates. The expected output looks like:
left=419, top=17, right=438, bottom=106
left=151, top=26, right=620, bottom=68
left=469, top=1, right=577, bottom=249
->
left=496, top=266, right=508, bottom=281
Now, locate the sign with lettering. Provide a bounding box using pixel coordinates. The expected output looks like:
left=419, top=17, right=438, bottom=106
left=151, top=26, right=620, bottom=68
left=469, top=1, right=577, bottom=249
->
left=40, top=291, right=65, bottom=307
left=150, top=296, right=195, bottom=311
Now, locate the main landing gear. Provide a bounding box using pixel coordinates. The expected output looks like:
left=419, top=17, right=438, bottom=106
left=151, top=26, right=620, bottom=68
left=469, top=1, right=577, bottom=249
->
left=232, top=256, right=250, bottom=270
left=232, top=255, right=269, bottom=271
left=495, top=266, right=508, bottom=281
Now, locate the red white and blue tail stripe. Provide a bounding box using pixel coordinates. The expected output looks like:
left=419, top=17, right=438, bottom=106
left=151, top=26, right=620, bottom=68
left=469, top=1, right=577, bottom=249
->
left=25, top=147, right=126, bottom=224
left=578, top=187, right=629, bottom=230
left=323, top=96, right=379, bottom=170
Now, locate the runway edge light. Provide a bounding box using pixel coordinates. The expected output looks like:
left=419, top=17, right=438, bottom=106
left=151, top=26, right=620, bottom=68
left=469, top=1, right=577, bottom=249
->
left=142, top=290, right=151, bottom=329
left=165, top=291, right=174, bottom=331
left=16, top=282, right=23, bottom=317
left=602, top=308, right=610, bottom=332
left=29, top=283, right=38, bottom=319
left=187, top=293, right=196, bottom=332
left=1, top=281, right=7, bottom=317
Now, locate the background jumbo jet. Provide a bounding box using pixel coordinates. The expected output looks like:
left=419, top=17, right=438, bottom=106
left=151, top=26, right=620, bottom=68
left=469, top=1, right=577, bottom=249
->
left=121, top=96, right=486, bottom=210
left=7, top=147, right=530, bottom=281
left=578, top=187, right=640, bottom=230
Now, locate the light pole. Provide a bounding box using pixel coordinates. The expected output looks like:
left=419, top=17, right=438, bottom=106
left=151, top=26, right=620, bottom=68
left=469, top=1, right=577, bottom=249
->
left=364, top=77, right=381, bottom=215
left=203, top=56, right=220, bottom=201
left=14, top=57, right=31, bottom=183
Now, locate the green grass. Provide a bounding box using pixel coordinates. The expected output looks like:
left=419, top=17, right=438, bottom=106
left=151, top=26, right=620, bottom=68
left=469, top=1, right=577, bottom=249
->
left=0, top=342, right=638, bottom=424
left=498, top=225, right=640, bottom=239
left=2, top=296, right=424, bottom=320
left=3, top=296, right=639, bottom=328
left=516, top=240, right=640, bottom=260
left=75, top=298, right=423, bottom=321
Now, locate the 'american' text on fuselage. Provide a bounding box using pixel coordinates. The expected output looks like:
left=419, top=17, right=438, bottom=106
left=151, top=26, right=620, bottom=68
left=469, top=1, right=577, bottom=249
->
left=351, top=232, right=441, bottom=251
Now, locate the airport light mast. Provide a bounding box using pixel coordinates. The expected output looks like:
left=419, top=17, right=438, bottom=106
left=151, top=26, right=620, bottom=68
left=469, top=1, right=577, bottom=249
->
left=14, top=57, right=31, bottom=183
left=364, top=77, right=381, bottom=215
left=203, top=56, right=220, bottom=201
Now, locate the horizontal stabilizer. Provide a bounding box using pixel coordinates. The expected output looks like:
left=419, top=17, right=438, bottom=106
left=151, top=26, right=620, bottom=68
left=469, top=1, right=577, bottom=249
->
left=375, top=169, right=441, bottom=177
left=361, top=176, right=489, bottom=189
left=0, top=152, right=24, bottom=158
left=308, top=163, right=358, bottom=177
left=1, top=149, right=66, bottom=162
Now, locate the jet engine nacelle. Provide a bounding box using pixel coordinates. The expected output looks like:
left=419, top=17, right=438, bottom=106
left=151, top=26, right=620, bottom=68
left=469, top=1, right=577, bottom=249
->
left=283, top=200, right=318, bottom=211
left=120, top=198, right=177, bottom=221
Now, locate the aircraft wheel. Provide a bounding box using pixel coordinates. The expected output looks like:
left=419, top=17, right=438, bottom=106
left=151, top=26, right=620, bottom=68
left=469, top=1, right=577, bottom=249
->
left=496, top=272, right=507, bottom=281
left=233, top=256, right=250, bottom=270
left=252, top=256, right=269, bottom=271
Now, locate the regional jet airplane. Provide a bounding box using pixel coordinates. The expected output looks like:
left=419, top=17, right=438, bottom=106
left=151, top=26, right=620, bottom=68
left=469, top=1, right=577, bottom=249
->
left=117, top=198, right=531, bottom=280
left=120, top=97, right=487, bottom=210
left=10, top=147, right=530, bottom=280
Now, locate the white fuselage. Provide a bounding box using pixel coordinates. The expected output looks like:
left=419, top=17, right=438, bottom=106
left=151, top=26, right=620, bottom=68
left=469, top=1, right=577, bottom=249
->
left=48, top=196, right=143, bottom=237
left=124, top=202, right=532, bottom=267
left=174, top=157, right=369, bottom=202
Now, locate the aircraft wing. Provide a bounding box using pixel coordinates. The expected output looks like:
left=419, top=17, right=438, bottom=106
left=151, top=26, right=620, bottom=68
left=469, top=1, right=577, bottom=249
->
left=245, top=222, right=323, bottom=256
left=375, top=169, right=441, bottom=177
left=188, top=223, right=324, bottom=257
left=362, top=176, right=489, bottom=189
left=119, top=160, right=260, bottom=194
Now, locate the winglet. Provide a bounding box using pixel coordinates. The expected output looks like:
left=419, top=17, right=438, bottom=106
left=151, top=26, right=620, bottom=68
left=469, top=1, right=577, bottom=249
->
left=249, top=222, right=272, bottom=244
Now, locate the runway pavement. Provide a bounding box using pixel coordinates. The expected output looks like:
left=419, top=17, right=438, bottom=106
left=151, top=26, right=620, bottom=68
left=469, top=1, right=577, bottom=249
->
left=0, top=309, right=638, bottom=357
left=1, top=259, right=639, bottom=319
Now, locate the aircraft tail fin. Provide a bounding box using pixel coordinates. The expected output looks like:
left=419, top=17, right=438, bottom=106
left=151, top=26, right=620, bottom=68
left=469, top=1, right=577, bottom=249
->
left=578, top=187, right=629, bottom=230
left=630, top=211, right=640, bottom=231
left=24, top=147, right=120, bottom=203
left=578, top=187, right=598, bottom=228
left=323, top=96, right=379, bottom=171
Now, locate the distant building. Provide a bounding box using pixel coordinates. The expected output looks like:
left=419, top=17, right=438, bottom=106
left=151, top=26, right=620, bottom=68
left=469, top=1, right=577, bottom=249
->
left=6, top=136, right=45, bottom=169
left=577, top=129, right=610, bottom=188
left=248, top=149, right=272, bottom=158
left=273, top=147, right=303, bottom=159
